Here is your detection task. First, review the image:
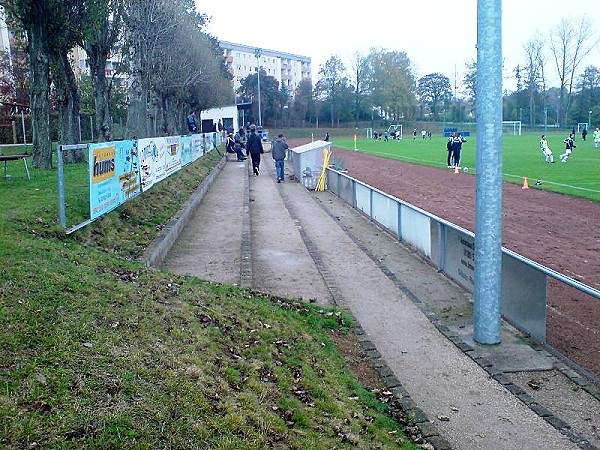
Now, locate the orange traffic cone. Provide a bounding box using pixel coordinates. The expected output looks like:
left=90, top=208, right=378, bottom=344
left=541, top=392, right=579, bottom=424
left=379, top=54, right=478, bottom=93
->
left=522, top=177, right=529, bottom=189
left=454, top=165, right=459, bottom=174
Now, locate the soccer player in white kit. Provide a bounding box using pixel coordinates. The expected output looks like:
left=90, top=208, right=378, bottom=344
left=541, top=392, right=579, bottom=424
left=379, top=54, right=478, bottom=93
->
left=540, top=135, right=554, bottom=163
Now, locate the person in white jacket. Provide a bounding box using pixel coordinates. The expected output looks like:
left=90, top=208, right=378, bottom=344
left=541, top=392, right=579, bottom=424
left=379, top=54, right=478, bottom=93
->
left=540, top=135, right=554, bottom=163
left=593, top=127, right=600, bottom=148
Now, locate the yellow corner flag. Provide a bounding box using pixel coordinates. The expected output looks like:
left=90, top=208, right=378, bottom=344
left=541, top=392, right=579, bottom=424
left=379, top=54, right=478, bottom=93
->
left=316, top=148, right=332, bottom=192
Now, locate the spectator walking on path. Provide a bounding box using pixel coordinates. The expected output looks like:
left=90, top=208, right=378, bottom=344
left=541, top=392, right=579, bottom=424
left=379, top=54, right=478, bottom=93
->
left=246, top=125, right=264, bottom=176
left=271, top=133, right=289, bottom=183
left=186, top=111, right=198, bottom=133
left=540, top=134, right=554, bottom=163
left=560, top=133, right=576, bottom=162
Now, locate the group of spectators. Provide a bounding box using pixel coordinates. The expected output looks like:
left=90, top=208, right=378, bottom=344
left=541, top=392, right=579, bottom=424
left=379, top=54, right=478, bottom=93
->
left=446, top=132, right=467, bottom=169
left=224, top=124, right=288, bottom=182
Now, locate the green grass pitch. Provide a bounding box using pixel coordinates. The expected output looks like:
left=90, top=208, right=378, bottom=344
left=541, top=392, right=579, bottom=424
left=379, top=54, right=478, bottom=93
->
left=332, top=132, right=600, bottom=202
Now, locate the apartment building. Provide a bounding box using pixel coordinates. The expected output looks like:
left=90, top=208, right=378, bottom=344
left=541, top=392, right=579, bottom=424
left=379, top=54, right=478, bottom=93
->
left=70, top=46, right=124, bottom=81
left=0, top=6, right=11, bottom=63
left=219, top=40, right=311, bottom=97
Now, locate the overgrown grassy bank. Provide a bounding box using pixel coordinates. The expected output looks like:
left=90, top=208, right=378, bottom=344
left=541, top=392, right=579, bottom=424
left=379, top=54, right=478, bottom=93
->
left=0, top=151, right=418, bottom=449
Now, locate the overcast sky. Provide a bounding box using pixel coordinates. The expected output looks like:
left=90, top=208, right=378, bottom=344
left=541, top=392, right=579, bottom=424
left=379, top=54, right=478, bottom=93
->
left=198, top=1, right=599, bottom=93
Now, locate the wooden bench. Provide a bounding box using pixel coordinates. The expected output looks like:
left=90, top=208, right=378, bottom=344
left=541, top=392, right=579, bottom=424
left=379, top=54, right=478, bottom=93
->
left=0, top=153, right=31, bottom=180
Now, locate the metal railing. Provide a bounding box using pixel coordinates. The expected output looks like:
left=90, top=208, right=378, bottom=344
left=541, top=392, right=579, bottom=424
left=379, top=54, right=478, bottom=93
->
left=326, top=168, right=600, bottom=346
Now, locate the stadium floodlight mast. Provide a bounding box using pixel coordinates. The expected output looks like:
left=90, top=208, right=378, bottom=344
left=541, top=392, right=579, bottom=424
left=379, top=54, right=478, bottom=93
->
left=474, top=0, right=502, bottom=345
left=254, top=47, right=262, bottom=127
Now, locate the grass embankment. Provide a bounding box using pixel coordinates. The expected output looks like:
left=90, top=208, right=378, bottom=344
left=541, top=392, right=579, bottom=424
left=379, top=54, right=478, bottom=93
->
left=332, top=132, right=600, bottom=202
left=0, top=150, right=418, bottom=449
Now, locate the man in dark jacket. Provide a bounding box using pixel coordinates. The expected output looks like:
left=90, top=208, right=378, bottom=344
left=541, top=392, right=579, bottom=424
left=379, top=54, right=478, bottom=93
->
left=186, top=111, right=198, bottom=133
left=446, top=132, right=455, bottom=168
left=271, top=133, right=289, bottom=182
left=246, top=125, right=263, bottom=175
left=451, top=133, right=467, bottom=169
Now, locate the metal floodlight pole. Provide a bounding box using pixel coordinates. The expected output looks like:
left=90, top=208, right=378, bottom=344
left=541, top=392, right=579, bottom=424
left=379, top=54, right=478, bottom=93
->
left=589, top=110, right=592, bottom=128
left=474, top=0, right=503, bottom=345
left=255, top=48, right=262, bottom=127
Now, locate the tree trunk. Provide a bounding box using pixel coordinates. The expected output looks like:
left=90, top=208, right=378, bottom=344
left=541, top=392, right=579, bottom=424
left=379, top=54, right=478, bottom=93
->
left=125, top=71, right=149, bottom=139
left=86, top=47, right=112, bottom=142
left=124, top=29, right=149, bottom=140
left=161, top=93, right=169, bottom=136
left=52, top=52, right=81, bottom=148
left=27, top=12, right=52, bottom=169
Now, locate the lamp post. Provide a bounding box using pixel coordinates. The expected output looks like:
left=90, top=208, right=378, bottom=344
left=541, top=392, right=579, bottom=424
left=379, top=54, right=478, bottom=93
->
left=589, top=110, right=592, bottom=128
left=544, top=107, right=547, bottom=134
left=254, top=48, right=262, bottom=127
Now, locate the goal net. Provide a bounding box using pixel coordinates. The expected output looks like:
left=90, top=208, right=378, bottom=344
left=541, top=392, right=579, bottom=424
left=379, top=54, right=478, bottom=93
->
left=502, top=121, right=522, bottom=135
left=387, top=124, right=403, bottom=139
left=577, top=123, right=589, bottom=134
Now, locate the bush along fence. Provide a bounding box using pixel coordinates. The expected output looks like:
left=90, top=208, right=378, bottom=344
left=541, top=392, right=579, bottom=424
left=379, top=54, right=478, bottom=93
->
left=58, top=132, right=223, bottom=234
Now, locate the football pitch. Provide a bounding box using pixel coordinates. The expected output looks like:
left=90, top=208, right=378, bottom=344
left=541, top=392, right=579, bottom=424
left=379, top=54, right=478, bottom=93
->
left=332, top=132, right=600, bottom=202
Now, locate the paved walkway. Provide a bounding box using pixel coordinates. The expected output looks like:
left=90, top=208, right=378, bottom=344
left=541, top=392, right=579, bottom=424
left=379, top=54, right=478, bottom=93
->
left=155, top=155, right=599, bottom=450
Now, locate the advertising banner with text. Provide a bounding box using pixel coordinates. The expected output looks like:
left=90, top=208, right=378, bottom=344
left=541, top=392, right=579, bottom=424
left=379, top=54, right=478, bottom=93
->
left=138, top=137, right=158, bottom=192
left=89, top=140, right=140, bottom=220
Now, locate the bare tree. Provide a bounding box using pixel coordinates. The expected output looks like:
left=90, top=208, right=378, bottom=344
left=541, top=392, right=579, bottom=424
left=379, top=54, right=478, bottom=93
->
left=81, top=0, right=124, bottom=142
left=49, top=0, right=86, bottom=149
left=123, top=0, right=230, bottom=138
left=523, top=34, right=545, bottom=127
left=122, top=0, right=153, bottom=139
left=547, top=16, right=598, bottom=125
left=349, top=52, right=371, bottom=128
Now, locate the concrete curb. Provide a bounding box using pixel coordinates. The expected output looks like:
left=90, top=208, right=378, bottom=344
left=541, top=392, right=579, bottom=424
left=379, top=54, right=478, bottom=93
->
left=240, top=162, right=253, bottom=288
left=142, top=156, right=227, bottom=268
